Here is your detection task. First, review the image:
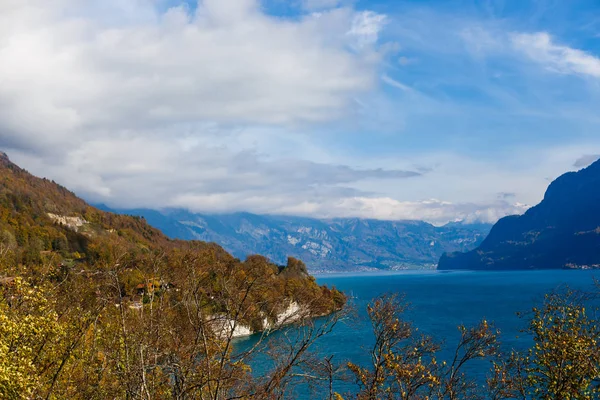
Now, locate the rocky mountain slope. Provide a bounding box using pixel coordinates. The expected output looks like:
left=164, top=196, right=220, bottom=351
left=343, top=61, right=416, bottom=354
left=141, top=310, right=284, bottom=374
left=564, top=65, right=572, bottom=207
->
left=100, top=207, right=491, bottom=272
left=439, top=159, right=600, bottom=270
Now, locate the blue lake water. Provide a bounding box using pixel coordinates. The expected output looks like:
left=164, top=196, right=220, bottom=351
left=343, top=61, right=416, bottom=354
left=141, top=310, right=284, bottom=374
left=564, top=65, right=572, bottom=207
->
left=238, top=269, right=599, bottom=397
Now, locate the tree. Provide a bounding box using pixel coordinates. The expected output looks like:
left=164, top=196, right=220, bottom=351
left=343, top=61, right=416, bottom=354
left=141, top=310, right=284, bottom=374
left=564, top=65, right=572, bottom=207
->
left=489, top=290, right=600, bottom=400
left=0, top=279, right=62, bottom=399
left=346, top=294, right=499, bottom=400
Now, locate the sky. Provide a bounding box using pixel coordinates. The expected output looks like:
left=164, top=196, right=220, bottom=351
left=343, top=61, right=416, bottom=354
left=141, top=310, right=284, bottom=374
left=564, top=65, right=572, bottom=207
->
left=1, top=0, right=600, bottom=225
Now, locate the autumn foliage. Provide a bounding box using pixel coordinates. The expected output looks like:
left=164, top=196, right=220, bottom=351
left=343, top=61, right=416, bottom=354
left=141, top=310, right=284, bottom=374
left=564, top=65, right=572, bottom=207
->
left=0, top=154, right=599, bottom=399
left=0, top=154, right=346, bottom=399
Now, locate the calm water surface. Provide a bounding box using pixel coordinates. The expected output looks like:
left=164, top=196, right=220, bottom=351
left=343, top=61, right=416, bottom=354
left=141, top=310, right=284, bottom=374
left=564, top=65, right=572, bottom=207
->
left=239, top=269, right=599, bottom=397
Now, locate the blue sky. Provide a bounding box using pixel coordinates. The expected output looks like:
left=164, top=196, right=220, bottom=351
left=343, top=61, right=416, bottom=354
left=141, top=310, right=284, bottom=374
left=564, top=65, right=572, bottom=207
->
left=304, top=0, right=600, bottom=154
left=1, top=0, right=599, bottom=224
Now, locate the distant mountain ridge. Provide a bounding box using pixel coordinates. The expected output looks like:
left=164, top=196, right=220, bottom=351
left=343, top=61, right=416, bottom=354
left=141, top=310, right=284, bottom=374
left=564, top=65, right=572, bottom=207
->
left=99, top=207, right=491, bottom=272
left=439, top=159, right=600, bottom=270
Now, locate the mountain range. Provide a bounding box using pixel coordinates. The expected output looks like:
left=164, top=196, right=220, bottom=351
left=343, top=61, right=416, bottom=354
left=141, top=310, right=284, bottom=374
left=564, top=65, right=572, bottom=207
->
left=6, top=146, right=599, bottom=272
left=439, top=158, right=600, bottom=270
left=97, top=206, right=491, bottom=272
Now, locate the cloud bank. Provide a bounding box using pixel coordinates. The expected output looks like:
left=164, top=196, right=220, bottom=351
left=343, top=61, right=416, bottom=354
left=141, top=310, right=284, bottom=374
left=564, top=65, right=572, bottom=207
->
left=0, top=0, right=433, bottom=219
left=3, top=0, right=597, bottom=225
left=0, top=0, right=380, bottom=148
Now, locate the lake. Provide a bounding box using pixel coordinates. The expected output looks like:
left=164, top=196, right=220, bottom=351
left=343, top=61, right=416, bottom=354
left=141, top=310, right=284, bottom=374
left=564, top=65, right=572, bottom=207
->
left=237, top=269, right=599, bottom=397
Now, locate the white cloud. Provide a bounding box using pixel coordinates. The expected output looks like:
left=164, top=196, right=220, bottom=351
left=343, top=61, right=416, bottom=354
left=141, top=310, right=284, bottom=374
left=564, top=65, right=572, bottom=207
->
left=381, top=74, right=413, bottom=92
left=167, top=193, right=527, bottom=226
left=511, top=32, right=600, bottom=78
left=460, top=27, right=600, bottom=80
left=573, top=154, right=600, bottom=168
left=12, top=133, right=420, bottom=203
left=347, top=11, right=388, bottom=49
left=326, top=197, right=529, bottom=225
left=0, top=0, right=383, bottom=154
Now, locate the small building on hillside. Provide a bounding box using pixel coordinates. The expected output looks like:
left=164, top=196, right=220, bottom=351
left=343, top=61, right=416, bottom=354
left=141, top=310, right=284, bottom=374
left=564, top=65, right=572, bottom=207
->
left=135, top=279, right=175, bottom=296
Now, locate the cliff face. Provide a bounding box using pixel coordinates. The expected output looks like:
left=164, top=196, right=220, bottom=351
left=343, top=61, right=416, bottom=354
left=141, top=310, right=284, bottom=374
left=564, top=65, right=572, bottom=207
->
left=438, top=160, right=600, bottom=270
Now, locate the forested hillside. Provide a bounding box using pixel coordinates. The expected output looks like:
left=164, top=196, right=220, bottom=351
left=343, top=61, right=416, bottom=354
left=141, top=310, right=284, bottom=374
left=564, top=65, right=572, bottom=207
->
left=0, top=152, right=344, bottom=398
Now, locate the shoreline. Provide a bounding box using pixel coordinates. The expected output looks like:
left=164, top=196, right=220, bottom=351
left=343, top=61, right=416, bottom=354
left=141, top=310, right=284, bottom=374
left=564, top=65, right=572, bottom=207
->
left=313, top=268, right=600, bottom=279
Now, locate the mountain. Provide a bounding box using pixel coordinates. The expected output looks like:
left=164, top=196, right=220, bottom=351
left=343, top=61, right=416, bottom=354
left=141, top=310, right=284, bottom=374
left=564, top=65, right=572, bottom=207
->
left=0, top=152, right=344, bottom=327
left=100, top=207, right=492, bottom=272
left=439, top=159, right=600, bottom=270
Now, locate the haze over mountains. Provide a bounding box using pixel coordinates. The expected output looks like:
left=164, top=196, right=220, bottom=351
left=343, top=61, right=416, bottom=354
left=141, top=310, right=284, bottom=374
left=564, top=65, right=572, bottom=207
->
left=439, top=158, right=600, bottom=270
left=98, top=206, right=491, bottom=272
